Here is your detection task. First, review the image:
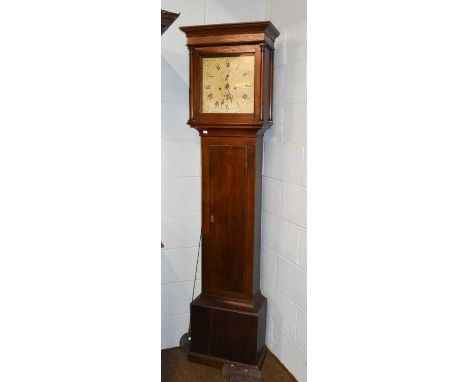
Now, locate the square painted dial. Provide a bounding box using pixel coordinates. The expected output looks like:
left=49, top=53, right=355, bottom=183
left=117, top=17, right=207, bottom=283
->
left=201, top=55, right=255, bottom=114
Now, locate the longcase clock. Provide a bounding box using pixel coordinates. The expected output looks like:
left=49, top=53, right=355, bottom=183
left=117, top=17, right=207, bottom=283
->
left=180, top=21, right=279, bottom=368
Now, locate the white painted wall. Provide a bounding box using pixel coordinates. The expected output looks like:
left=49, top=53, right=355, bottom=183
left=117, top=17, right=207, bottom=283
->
left=161, top=0, right=267, bottom=350
left=261, top=0, right=307, bottom=381
left=161, top=1, right=307, bottom=380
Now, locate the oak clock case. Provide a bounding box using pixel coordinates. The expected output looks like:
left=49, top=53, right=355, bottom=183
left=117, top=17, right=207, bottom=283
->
left=180, top=22, right=279, bottom=369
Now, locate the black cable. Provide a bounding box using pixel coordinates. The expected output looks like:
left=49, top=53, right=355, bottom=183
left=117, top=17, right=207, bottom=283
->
left=179, top=230, right=202, bottom=351
left=191, top=230, right=202, bottom=303
left=188, top=229, right=202, bottom=336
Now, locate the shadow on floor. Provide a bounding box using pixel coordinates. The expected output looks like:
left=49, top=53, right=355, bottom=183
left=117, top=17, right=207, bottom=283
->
left=161, top=347, right=297, bottom=382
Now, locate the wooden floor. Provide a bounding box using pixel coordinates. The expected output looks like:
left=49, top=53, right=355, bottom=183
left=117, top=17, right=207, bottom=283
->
left=162, top=347, right=297, bottom=382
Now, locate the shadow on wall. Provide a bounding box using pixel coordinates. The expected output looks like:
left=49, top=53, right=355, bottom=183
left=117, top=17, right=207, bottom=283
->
left=161, top=57, right=189, bottom=104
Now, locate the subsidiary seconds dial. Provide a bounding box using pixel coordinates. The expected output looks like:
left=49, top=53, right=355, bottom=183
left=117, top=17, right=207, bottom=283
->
left=202, top=55, right=255, bottom=114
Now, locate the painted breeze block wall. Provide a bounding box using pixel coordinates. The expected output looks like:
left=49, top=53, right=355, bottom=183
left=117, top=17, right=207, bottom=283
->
left=260, top=0, right=307, bottom=381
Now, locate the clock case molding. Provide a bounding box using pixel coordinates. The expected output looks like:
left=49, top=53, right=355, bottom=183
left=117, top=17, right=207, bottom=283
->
left=180, top=22, right=280, bottom=369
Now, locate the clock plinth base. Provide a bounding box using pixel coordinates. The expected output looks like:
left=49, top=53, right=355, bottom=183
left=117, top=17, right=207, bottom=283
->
left=188, top=345, right=267, bottom=370
left=188, top=293, right=267, bottom=368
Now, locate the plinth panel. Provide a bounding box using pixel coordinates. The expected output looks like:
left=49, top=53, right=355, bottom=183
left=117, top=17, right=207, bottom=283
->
left=189, top=295, right=267, bottom=367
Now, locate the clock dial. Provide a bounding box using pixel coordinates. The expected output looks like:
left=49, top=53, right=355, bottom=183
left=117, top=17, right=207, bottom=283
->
left=202, top=55, right=255, bottom=114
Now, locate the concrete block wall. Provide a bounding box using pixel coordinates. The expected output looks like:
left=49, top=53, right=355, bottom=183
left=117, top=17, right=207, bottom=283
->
left=161, top=0, right=267, bottom=350
left=261, top=1, right=307, bottom=381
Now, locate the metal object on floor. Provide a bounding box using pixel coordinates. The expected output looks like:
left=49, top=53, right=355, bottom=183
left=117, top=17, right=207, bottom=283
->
left=179, top=332, right=191, bottom=353
left=222, top=362, right=263, bottom=381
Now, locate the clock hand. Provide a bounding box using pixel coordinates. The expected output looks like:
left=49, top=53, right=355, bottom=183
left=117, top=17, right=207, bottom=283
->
left=222, top=83, right=231, bottom=104
left=226, top=88, right=233, bottom=102
left=224, top=83, right=234, bottom=102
